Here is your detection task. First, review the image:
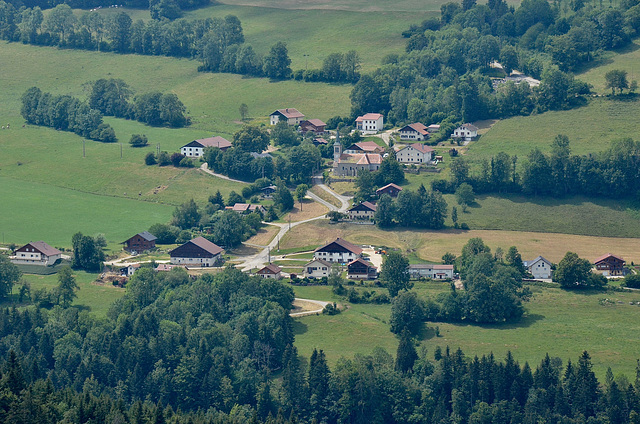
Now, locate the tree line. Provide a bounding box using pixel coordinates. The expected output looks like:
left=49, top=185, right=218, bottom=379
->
left=437, top=135, right=640, bottom=200
left=3, top=0, right=209, bottom=16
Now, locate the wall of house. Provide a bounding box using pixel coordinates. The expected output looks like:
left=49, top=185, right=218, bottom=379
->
left=314, top=251, right=358, bottom=263
left=348, top=210, right=374, bottom=219
left=181, top=146, right=204, bottom=157
left=170, top=255, right=218, bottom=267
left=400, top=131, right=426, bottom=141
left=304, top=264, right=329, bottom=278
left=397, top=148, right=431, bottom=164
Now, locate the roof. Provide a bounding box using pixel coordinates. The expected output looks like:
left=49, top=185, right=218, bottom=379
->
left=338, top=153, right=383, bottom=165
left=315, top=238, right=363, bottom=255
left=136, top=231, right=157, bottom=242
left=347, top=257, right=377, bottom=270
left=258, top=264, right=282, bottom=274
left=186, top=237, right=223, bottom=255
left=523, top=256, right=552, bottom=267
left=376, top=183, right=403, bottom=193
left=594, top=253, right=625, bottom=264
left=348, top=201, right=377, bottom=212
left=313, top=138, right=328, bottom=145
left=356, top=113, right=383, bottom=121
left=409, top=264, right=454, bottom=270
left=303, top=119, right=326, bottom=127
left=304, top=258, right=332, bottom=267
left=460, top=123, right=479, bottom=132
left=427, top=124, right=440, bottom=131
left=184, top=136, right=232, bottom=149
left=398, top=143, right=434, bottom=154
left=155, top=264, right=187, bottom=271
left=350, top=141, right=384, bottom=152
left=401, top=123, right=429, bottom=135
left=20, top=241, right=61, bottom=256
left=271, top=108, right=304, bottom=119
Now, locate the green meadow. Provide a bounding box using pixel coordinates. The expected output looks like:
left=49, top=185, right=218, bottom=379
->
left=291, top=282, right=640, bottom=379
left=578, top=39, right=640, bottom=94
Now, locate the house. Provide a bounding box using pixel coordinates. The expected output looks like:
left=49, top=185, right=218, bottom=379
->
left=270, top=108, right=305, bottom=126
left=312, top=138, right=328, bottom=146
left=155, top=264, right=187, bottom=272
left=347, top=201, right=377, bottom=220
left=376, top=183, right=403, bottom=198
left=120, top=263, right=141, bottom=277
left=257, top=264, right=282, bottom=279
left=408, top=264, right=454, bottom=280
left=11, top=241, right=62, bottom=266
left=333, top=143, right=382, bottom=177
left=303, top=259, right=332, bottom=279
left=122, top=231, right=157, bottom=252
left=452, top=124, right=479, bottom=141
left=355, top=113, right=384, bottom=133
left=523, top=256, right=553, bottom=280
left=396, top=143, right=434, bottom=164
left=314, top=238, right=363, bottom=263
left=261, top=185, right=277, bottom=198
left=344, top=141, right=385, bottom=154
left=225, top=203, right=267, bottom=215
left=347, top=258, right=377, bottom=280
left=180, top=136, right=232, bottom=158
left=300, top=119, right=326, bottom=134
left=427, top=124, right=440, bottom=133
left=594, top=253, right=627, bottom=276
left=399, top=123, right=429, bottom=141
left=169, top=236, right=223, bottom=267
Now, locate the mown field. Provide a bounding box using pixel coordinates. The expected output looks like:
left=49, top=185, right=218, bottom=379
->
left=215, top=0, right=523, bottom=12
left=291, top=282, right=640, bottom=379
left=578, top=39, right=640, bottom=94
left=279, top=220, right=640, bottom=263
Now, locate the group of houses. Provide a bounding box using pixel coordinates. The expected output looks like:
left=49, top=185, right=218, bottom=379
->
left=521, top=253, right=628, bottom=280
left=343, top=183, right=402, bottom=221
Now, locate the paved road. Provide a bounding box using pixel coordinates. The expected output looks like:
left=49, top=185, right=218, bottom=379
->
left=199, top=163, right=246, bottom=183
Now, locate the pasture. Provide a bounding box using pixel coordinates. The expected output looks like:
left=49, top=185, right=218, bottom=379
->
left=291, top=282, right=640, bottom=378
left=578, top=39, right=640, bottom=94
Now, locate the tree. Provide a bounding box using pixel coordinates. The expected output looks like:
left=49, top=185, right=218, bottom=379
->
left=271, top=121, right=300, bottom=147
left=71, top=232, right=105, bottom=272
left=172, top=199, right=201, bottom=230
left=273, top=181, right=294, bottom=212
left=209, top=210, right=248, bottom=248
left=295, top=184, right=308, bottom=211
left=451, top=206, right=458, bottom=227
left=505, top=246, right=526, bottom=276
left=380, top=251, right=411, bottom=297
left=239, top=103, right=249, bottom=121
left=145, top=152, right=157, bottom=165
left=263, top=41, right=292, bottom=79
left=354, top=169, right=376, bottom=202
left=227, top=191, right=243, bottom=206
left=395, top=328, right=418, bottom=373
left=43, top=4, right=76, bottom=45
left=56, top=266, right=79, bottom=308
left=455, top=183, right=475, bottom=211
left=0, top=254, right=21, bottom=300
left=233, top=125, right=270, bottom=153
left=89, top=79, right=132, bottom=118
left=130, top=134, right=148, bottom=147
left=148, top=223, right=179, bottom=244
left=605, top=69, right=629, bottom=95
left=375, top=194, right=395, bottom=228
left=109, top=12, right=132, bottom=53
left=554, top=252, right=597, bottom=289
left=389, top=291, right=425, bottom=335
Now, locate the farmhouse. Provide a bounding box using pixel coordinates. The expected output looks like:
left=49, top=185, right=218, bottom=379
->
left=261, top=185, right=277, bottom=198
left=376, top=183, right=403, bottom=198
left=314, top=238, right=363, bottom=263
left=303, top=258, right=331, bottom=278
left=180, top=136, right=232, bottom=158
left=312, top=138, right=328, bottom=146
left=347, top=201, right=377, bottom=220
left=347, top=258, right=377, bottom=280
left=333, top=143, right=382, bottom=177
left=344, top=141, right=385, bottom=154
left=523, top=256, right=552, bottom=280
left=452, top=124, right=478, bottom=141
left=399, top=123, right=429, bottom=141
left=120, top=263, right=141, bottom=277
left=270, top=108, right=305, bottom=126
left=169, top=236, right=223, bottom=267
left=11, top=241, right=62, bottom=266
left=257, top=264, right=282, bottom=279
left=122, top=231, right=156, bottom=252
left=408, top=264, right=454, bottom=280
left=594, top=253, right=627, bottom=276
left=225, top=203, right=267, bottom=215
left=396, top=143, right=434, bottom=164
left=355, top=113, right=384, bottom=133
left=300, top=119, right=326, bottom=134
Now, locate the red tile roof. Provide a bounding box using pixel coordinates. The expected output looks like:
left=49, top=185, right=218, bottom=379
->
left=272, top=108, right=304, bottom=119
left=189, top=237, right=224, bottom=256
left=194, top=136, right=232, bottom=149
left=357, top=113, right=383, bottom=120
left=376, top=183, right=403, bottom=193
left=405, top=123, right=429, bottom=135
left=22, top=241, right=61, bottom=257
left=408, top=143, right=434, bottom=154
left=258, top=264, right=282, bottom=275
left=304, top=119, right=326, bottom=127
left=594, top=253, right=625, bottom=264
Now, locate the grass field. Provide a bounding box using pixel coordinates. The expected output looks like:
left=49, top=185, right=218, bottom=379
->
left=578, top=39, right=640, bottom=94
left=216, top=0, right=522, bottom=12
left=291, top=282, right=640, bottom=378
left=279, top=220, right=640, bottom=264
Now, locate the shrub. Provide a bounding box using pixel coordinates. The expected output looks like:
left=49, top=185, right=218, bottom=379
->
left=179, top=157, right=194, bottom=168
left=157, top=151, right=171, bottom=166
left=624, top=273, right=640, bottom=288
left=144, top=152, right=157, bottom=165
left=130, top=134, right=148, bottom=147
left=170, top=152, right=185, bottom=167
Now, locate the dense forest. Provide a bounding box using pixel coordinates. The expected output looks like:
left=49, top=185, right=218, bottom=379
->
left=0, top=265, right=637, bottom=423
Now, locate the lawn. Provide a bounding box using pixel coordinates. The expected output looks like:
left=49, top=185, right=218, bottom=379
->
left=291, top=282, right=640, bottom=378
left=279, top=220, right=640, bottom=264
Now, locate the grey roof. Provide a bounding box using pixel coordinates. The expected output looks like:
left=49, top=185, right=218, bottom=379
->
left=138, top=231, right=157, bottom=241
left=523, top=256, right=551, bottom=267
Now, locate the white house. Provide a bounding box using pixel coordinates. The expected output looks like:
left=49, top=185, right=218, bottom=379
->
left=344, top=141, right=384, bottom=154
left=314, top=238, right=363, bottom=263
left=333, top=142, right=382, bottom=177
left=408, top=264, right=454, bottom=280
left=120, top=263, right=141, bottom=277
left=347, top=201, right=377, bottom=220
left=257, top=264, right=282, bottom=279
left=169, top=236, right=223, bottom=267
left=396, top=143, right=434, bottom=164
left=11, top=241, right=62, bottom=266
left=452, top=123, right=478, bottom=141
left=523, top=256, right=553, bottom=280
left=303, top=259, right=332, bottom=279
left=270, top=108, right=305, bottom=126
left=181, top=136, right=232, bottom=158
left=355, top=113, right=384, bottom=133
left=399, top=123, right=429, bottom=141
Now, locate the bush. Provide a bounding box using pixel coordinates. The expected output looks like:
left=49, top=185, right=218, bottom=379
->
left=130, top=134, right=148, bottom=147
left=624, top=273, right=640, bottom=288
left=157, top=151, right=171, bottom=166
left=323, top=302, right=341, bottom=315
left=179, top=157, right=194, bottom=168
left=145, top=152, right=157, bottom=165
left=171, top=152, right=185, bottom=167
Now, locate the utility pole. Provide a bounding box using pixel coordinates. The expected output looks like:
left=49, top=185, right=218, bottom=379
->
left=83, top=140, right=85, bottom=158
left=120, top=143, right=123, bottom=159
left=303, top=54, right=309, bottom=71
